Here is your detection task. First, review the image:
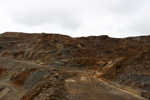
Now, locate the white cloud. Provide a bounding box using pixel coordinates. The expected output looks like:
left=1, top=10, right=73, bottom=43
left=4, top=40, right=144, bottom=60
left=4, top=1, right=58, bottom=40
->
left=0, top=0, right=150, bottom=37
left=5, top=0, right=83, bottom=30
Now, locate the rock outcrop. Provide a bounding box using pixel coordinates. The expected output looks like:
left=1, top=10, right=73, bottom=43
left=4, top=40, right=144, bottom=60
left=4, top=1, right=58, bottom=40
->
left=0, top=32, right=150, bottom=99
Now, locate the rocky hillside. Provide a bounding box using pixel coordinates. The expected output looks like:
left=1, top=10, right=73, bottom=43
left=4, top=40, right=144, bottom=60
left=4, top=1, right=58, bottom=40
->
left=0, top=32, right=150, bottom=99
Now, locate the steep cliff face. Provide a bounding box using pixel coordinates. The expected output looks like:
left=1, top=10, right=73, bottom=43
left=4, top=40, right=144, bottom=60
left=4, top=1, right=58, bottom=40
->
left=0, top=32, right=150, bottom=99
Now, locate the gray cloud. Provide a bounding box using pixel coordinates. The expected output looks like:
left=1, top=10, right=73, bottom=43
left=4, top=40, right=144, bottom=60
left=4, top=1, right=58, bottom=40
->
left=131, top=16, right=150, bottom=35
left=108, top=0, right=145, bottom=14
left=5, top=0, right=83, bottom=29
left=0, top=0, right=150, bottom=37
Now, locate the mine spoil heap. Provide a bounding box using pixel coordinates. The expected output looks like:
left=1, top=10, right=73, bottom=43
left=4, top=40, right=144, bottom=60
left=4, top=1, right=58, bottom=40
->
left=0, top=32, right=150, bottom=100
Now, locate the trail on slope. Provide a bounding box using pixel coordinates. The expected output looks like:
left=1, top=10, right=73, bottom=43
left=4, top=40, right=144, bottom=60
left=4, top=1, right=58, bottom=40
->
left=0, top=80, right=25, bottom=100
left=0, top=58, right=147, bottom=100
left=64, top=72, right=145, bottom=100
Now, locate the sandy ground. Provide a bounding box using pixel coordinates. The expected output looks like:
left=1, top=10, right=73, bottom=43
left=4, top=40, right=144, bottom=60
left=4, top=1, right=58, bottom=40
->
left=65, top=73, right=146, bottom=100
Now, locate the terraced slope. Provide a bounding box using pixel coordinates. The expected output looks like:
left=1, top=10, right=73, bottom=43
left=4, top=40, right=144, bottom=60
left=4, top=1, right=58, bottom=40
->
left=0, top=32, right=149, bottom=99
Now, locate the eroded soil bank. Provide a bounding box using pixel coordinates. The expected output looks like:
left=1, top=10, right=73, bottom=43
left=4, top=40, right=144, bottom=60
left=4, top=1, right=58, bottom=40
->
left=0, top=57, right=145, bottom=100
left=0, top=32, right=150, bottom=99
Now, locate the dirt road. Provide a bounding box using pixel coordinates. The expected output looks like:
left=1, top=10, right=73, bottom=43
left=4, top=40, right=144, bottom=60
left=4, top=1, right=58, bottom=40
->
left=0, top=57, right=147, bottom=100
left=65, top=73, right=145, bottom=100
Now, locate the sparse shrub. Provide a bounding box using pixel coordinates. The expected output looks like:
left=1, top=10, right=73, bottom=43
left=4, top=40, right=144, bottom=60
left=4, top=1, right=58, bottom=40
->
left=0, top=45, right=2, bottom=49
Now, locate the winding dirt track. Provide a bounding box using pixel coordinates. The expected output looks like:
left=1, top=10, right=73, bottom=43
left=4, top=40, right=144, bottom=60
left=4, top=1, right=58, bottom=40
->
left=65, top=72, right=146, bottom=100
left=0, top=58, right=147, bottom=100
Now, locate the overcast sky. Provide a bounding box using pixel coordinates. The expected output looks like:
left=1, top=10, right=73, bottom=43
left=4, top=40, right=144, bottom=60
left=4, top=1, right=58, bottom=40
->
left=0, top=0, right=150, bottom=37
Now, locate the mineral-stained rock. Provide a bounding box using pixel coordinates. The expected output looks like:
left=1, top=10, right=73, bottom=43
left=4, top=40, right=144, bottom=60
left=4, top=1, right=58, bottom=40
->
left=0, top=32, right=150, bottom=99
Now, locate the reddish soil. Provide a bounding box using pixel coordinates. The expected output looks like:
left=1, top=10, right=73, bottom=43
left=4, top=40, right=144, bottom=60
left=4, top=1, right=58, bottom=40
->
left=0, top=32, right=149, bottom=100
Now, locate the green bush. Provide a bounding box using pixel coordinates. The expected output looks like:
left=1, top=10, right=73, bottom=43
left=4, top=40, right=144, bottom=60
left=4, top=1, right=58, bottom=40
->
left=0, top=45, right=2, bottom=49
